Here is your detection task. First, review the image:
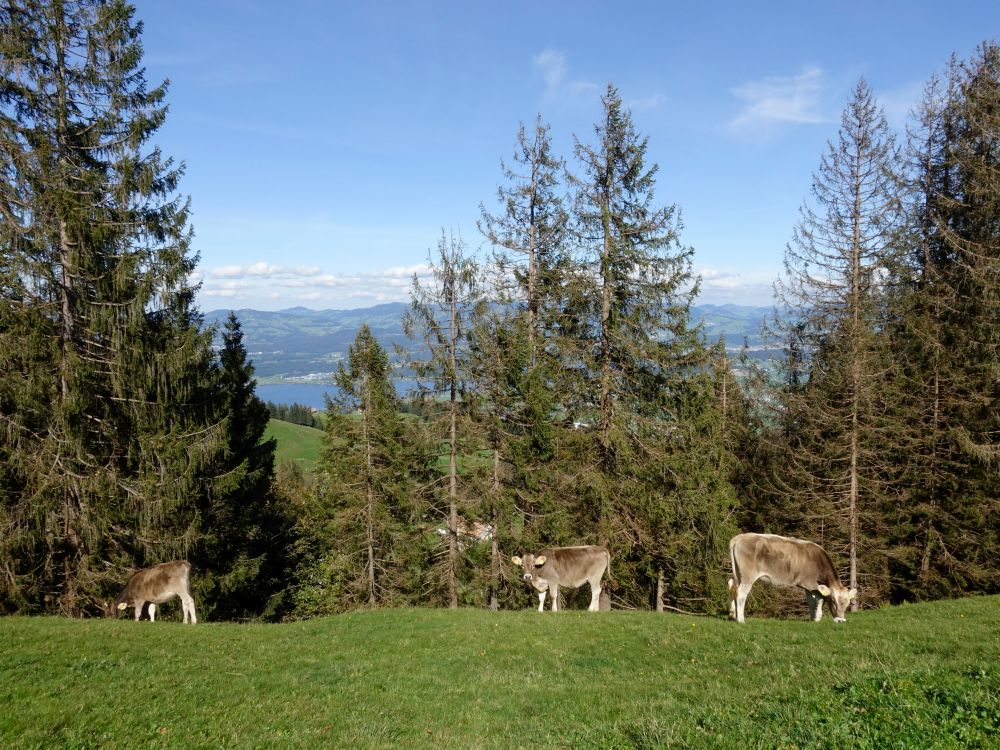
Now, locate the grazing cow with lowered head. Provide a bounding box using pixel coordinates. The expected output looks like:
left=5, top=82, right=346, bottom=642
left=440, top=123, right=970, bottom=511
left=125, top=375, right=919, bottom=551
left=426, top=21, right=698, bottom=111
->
left=728, top=533, right=857, bottom=623
left=511, top=545, right=610, bottom=612
left=109, top=560, right=197, bottom=624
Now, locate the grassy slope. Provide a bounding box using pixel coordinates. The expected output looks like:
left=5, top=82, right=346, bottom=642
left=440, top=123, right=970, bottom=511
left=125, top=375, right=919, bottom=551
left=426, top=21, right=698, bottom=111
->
left=263, top=418, right=324, bottom=473
left=2, top=597, right=998, bottom=749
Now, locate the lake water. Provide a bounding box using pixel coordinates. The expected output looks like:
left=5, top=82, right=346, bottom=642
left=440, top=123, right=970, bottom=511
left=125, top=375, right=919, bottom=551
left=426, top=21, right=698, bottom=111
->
left=257, top=379, right=418, bottom=411
left=256, top=383, right=337, bottom=410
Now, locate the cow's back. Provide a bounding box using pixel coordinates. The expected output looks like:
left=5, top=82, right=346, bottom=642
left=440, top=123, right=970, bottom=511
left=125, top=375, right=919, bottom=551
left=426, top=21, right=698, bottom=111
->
left=731, top=533, right=837, bottom=589
left=543, top=546, right=609, bottom=587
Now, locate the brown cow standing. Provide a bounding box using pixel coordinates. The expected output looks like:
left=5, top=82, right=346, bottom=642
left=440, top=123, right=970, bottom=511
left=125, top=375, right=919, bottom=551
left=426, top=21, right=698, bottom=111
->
left=511, top=545, right=610, bottom=612
left=728, top=533, right=857, bottom=623
left=109, top=560, right=197, bottom=624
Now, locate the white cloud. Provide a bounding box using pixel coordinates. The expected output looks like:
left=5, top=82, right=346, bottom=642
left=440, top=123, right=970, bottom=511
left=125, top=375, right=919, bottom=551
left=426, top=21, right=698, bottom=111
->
left=878, top=80, right=923, bottom=130
left=533, top=49, right=567, bottom=97
left=728, top=66, right=828, bottom=132
left=696, top=267, right=776, bottom=306
left=628, top=94, right=665, bottom=113
left=197, top=262, right=434, bottom=310
left=209, top=263, right=322, bottom=279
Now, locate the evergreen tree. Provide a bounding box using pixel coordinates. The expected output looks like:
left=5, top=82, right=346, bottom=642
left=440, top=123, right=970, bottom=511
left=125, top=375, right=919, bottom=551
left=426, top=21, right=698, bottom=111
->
left=293, top=325, right=417, bottom=613
left=885, top=47, right=1000, bottom=599
left=772, top=79, right=904, bottom=606
left=475, top=119, right=567, bottom=610
left=0, top=0, right=225, bottom=614
left=478, top=116, right=569, bottom=358
left=565, top=84, right=736, bottom=610
left=195, top=312, right=293, bottom=621
left=403, top=232, right=485, bottom=608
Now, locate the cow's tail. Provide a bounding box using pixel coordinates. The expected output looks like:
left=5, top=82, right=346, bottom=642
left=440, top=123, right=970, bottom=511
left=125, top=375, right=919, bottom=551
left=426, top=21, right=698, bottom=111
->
left=728, top=538, right=740, bottom=617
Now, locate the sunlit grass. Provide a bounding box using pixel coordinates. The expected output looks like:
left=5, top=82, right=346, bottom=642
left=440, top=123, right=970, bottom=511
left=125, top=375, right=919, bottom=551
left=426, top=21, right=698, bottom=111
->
left=2, top=596, right=997, bottom=748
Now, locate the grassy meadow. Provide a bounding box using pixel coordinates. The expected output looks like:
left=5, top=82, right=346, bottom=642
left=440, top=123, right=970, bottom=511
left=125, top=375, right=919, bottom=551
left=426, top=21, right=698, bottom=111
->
left=2, top=596, right=998, bottom=749
left=264, top=418, right=324, bottom=474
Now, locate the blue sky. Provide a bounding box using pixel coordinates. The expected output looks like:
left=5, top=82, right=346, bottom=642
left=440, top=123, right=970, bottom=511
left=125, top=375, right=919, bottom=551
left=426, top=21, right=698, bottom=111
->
left=133, top=0, right=1000, bottom=311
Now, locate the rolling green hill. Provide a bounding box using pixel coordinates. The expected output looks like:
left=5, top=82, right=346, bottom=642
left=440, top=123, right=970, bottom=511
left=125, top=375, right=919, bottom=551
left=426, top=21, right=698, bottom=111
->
left=263, top=418, right=324, bottom=473
left=1, top=596, right=997, bottom=748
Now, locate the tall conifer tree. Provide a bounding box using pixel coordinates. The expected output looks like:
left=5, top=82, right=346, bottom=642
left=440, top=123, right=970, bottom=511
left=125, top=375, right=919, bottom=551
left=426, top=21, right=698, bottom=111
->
left=294, top=325, right=417, bottom=613
left=773, top=80, right=903, bottom=605
left=885, top=47, right=1000, bottom=599
left=566, top=84, right=736, bottom=609
left=0, top=0, right=224, bottom=614
left=195, top=313, right=293, bottom=620
left=404, top=233, right=484, bottom=607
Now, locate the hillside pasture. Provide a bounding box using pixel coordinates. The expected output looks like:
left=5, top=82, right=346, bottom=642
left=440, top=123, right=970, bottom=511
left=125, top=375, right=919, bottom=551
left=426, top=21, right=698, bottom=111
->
left=264, top=418, right=324, bottom=474
left=1, top=596, right=997, bottom=749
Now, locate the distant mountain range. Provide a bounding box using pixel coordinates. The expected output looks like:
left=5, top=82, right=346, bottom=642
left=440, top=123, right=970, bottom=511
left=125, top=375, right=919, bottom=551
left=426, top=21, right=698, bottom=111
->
left=204, top=302, right=774, bottom=382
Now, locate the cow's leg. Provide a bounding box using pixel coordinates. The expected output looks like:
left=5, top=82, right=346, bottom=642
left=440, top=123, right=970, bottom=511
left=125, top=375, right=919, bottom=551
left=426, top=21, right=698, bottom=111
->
left=805, top=591, right=823, bottom=621
left=588, top=579, right=602, bottom=611
left=550, top=584, right=560, bottom=612
left=181, top=593, right=197, bottom=624
left=537, top=591, right=546, bottom=612
left=735, top=582, right=753, bottom=623
left=728, top=578, right=737, bottom=620
left=148, top=603, right=156, bottom=622
left=133, top=601, right=144, bottom=621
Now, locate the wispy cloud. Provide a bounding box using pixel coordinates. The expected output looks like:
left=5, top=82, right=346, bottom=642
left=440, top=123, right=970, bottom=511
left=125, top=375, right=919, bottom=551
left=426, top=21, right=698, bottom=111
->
left=696, top=267, right=776, bottom=306
left=210, top=262, right=322, bottom=279
left=533, top=49, right=568, bottom=98
left=198, top=262, right=433, bottom=309
left=628, top=94, right=665, bottom=113
left=533, top=49, right=662, bottom=112
left=878, top=80, right=924, bottom=130
left=728, top=66, right=828, bottom=133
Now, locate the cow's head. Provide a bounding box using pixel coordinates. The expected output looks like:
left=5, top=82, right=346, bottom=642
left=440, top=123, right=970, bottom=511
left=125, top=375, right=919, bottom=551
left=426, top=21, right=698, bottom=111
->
left=106, top=598, right=128, bottom=618
left=511, top=554, right=548, bottom=590
left=817, top=584, right=857, bottom=623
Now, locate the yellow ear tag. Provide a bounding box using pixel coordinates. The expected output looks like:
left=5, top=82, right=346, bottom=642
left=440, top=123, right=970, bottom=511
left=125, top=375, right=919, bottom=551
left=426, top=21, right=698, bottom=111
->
left=117, top=602, right=127, bottom=610
left=511, top=556, right=522, bottom=565
left=817, top=585, right=831, bottom=597
left=535, top=556, right=546, bottom=566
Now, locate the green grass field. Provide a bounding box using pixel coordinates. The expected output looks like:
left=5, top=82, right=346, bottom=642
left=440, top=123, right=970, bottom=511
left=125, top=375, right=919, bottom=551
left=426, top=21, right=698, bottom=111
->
left=2, top=596, right=997, bottom=749
left=264, top=418, right=324, bottom=473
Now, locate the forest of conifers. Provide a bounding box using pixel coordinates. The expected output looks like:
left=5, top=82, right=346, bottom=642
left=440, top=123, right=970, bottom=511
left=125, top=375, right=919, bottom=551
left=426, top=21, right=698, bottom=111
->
left=1, top=1, right=996, bottom=620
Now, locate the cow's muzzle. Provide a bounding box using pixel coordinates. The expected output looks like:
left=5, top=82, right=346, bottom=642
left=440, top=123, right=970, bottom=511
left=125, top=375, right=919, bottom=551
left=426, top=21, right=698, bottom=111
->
left=833, top=617, right=846, bottom=623
left=522, top=574, right=532, bottom=581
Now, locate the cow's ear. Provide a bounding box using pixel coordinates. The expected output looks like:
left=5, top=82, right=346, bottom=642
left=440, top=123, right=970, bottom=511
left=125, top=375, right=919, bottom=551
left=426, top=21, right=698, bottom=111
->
left=534, top=555, right=546, bottom=566
left=117, top=602, right=127, bottom=610
left=510, top=556, right=522, bottom=565
left=848, top=588, right=858, bottom=601
left=816, top=584, right=831, bottom=597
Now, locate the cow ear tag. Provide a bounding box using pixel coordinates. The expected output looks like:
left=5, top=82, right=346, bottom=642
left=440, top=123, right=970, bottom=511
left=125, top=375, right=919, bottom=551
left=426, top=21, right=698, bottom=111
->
left=534, top=556, right=546, bottom=566
left=816, top=584, right=831, bottom=597
left=511, top=556, right=522, bottom=565
left=848, top=588, right=858, bottom=600
left=117, top=602, right=127, bottom=610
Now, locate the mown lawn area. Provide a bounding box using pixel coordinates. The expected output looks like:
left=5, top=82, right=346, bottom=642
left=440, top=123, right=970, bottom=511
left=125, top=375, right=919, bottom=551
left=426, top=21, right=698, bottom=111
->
left=1, top=596, right=997, bottom=748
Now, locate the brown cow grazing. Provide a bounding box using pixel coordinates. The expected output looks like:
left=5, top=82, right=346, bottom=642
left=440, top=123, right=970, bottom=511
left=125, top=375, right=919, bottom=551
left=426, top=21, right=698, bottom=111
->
left=728, top=533, right=857, bottom=623
left=511, top=545, right=610, bottom=612
left=109, top=560, right=197, bottom=624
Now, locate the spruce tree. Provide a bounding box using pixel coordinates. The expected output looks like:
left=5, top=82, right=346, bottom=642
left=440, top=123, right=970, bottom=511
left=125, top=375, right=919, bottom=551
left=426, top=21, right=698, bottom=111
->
left=403, top=232, right=484, bottom=608
left=475, top=119, right=566, bottom=609
left=773, top=79, right=904, bottom=606
left=885, top=47, right=1000, bottom=599
left=566, top=84, right=736, bottom=610
left=478, top=116, right=568, bottom=358
left=294, top=325, right=417, bottom=613
left=195, top=313, right=293, bottom=621
left=0, top=0, right=225, bottom=614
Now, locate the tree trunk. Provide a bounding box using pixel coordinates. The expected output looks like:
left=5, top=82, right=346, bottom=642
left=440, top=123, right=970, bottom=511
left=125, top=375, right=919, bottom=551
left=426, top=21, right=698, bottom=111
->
left=447, top=289, right=459, bottom=609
